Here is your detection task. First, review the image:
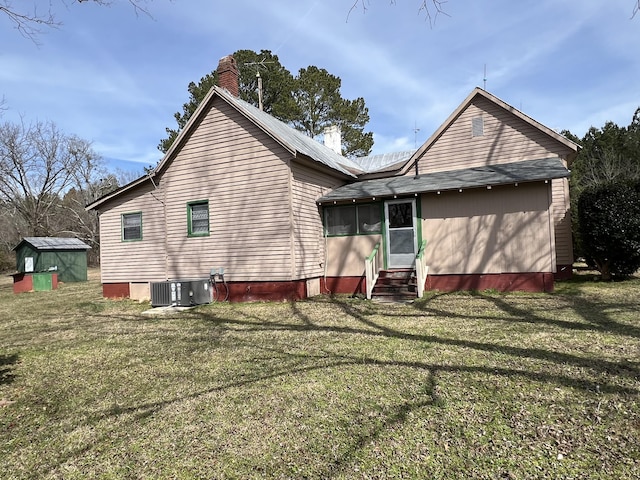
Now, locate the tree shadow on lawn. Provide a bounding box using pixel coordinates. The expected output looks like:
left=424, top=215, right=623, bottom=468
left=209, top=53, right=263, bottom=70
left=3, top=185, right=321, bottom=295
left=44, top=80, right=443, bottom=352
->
left=412, top=286, right=640, bottom=339
left=325, top=297, right=639, bottom=386
left=40, top=298, right=639, bottom=478
left=43, top=342, right=441, bottom=478
left=91, top=303, right=637, bottom=478
left=454, top=289, right=640, bottom=339
left=0, top=353, right=18, bottom=385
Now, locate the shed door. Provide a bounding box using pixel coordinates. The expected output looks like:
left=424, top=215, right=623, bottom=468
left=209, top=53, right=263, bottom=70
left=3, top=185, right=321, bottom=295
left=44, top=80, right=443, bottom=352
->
left=384, top=199, right=417, bottom=269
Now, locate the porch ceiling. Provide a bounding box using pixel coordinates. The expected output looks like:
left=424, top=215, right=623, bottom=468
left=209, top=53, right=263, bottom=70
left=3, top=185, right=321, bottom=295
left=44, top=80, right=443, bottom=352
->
left=317, top=157, right=569, bottom=203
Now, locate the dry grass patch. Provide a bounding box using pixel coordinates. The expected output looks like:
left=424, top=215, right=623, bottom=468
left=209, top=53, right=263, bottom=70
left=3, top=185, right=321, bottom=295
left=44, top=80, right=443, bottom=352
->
left=0, top=270, right=638, bottom=479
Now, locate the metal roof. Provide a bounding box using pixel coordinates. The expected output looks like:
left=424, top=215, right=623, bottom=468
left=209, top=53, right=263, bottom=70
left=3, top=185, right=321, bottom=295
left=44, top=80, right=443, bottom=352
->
left=13, top=237, right=91, bottom=251
left=317, top=157, right=570, bottom=203
left=215, top=87, right=363, bottom=177
left=87, top=86, right=365, bottom=211
left=351, top=150, right=417, bottom=173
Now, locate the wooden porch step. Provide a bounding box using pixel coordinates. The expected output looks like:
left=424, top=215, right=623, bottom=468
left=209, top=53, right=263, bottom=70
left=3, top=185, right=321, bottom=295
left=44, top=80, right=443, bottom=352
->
left=371, top=270, right=417, bottom=302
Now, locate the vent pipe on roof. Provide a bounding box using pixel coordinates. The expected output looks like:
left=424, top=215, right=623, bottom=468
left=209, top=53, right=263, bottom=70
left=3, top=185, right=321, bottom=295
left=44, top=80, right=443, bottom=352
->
left=217, top=55, right=239, bottom=97
left=323, top=125, right=342, bottom=155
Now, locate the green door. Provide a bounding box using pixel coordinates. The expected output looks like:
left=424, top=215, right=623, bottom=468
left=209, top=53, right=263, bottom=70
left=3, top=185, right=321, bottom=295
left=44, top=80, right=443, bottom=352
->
left=384, top=199, right=418, bottom=269
left=32, top=273, right=53, bottom=291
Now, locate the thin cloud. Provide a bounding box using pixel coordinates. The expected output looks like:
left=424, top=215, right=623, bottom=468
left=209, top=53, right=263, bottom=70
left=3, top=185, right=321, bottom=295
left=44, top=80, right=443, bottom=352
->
left=1, top=0, right=638, bottom=170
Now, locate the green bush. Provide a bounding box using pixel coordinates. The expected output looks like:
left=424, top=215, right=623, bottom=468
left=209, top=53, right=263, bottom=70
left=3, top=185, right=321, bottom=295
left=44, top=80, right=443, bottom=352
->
left=577, top=180, right=640, bottom=280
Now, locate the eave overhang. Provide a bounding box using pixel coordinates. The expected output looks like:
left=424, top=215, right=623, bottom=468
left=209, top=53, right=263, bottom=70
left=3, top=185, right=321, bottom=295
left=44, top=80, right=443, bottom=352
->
left=317, top=157, right=570, bottom=204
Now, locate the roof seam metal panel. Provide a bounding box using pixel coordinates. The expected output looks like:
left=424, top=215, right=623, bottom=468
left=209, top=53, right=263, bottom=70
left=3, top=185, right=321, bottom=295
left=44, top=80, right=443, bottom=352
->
left=215, top=87, right=362, bottom=177
left=350, top=150, right=417, bottom=173
left=15, top=237, right=91, bottom=251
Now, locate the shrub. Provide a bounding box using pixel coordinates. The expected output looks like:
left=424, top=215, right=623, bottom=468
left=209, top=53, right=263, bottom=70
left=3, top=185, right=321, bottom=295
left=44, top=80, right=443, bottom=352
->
left=577, top=180, right=640, bottom=280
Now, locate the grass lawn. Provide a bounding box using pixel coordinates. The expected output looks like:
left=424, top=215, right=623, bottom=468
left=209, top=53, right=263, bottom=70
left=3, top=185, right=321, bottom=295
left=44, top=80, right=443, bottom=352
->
left=0, top=270, right=638, bottom=479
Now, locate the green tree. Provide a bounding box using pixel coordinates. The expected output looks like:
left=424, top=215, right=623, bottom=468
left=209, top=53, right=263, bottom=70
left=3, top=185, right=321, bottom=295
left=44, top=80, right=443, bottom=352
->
left=565, top=106, right=640, bottom=277
left=576, top=124, right=640, bottom=191
left=233, top=50, right=297, bottom=122
left=159, top=50, right=373, bottom=158
left=292, top=66, right=373, bottom=158
left=159, top=50, right=296, bottom=153
left=578, top=180, right=640, bottom=280
left=158, top=70, right=217, bottom=154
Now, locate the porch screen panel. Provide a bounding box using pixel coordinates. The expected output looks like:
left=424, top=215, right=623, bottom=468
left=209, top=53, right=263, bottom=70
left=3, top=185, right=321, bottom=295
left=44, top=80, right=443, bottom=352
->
left=357, top=204, right=381, bottom=233
left=389, top=230, right=414, bottom=254
left=325, top=206, right=356, bottom=235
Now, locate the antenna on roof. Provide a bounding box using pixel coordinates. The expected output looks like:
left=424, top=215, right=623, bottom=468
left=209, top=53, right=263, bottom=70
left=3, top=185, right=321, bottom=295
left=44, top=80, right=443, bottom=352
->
left=483, top=64, right=487, bottom=90
left=244, top=58, right=274, bottom=111
left=413, top=120, right=422, bottom=178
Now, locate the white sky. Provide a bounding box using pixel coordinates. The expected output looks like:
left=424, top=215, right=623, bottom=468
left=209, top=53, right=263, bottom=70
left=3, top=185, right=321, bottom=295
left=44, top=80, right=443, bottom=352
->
left=1, top=0, right=639, bottom=175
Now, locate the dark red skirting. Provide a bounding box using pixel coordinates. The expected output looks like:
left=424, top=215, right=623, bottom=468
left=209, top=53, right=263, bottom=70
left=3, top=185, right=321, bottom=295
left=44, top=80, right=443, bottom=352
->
left=424, top=272, right=555, bottom=293
left=320, top=276, right=366, bottom=296
left=12, top=273, right=59, bottom=294
left=100, top=271, right=557, bottom=302
left=103, top=283, right=130, bottom=298
left=224, top=280, right=308, bottom=302
left=12, top=273, right=32, bottom=294
left=554, top=265, right=573, bottom=281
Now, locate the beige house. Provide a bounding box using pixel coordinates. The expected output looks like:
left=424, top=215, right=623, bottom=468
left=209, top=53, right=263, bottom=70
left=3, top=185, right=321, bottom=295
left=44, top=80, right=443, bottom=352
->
left=87, top=56, right=578, bottom=302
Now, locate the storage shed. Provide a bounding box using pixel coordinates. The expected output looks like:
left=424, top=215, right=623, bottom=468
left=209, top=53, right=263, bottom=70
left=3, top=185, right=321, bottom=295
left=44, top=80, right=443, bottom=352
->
left=13, top=237, right=91, bottom=282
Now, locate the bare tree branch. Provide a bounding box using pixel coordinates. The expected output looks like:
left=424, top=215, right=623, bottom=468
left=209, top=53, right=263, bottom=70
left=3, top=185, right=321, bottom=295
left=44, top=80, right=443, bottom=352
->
left=347, top=1, right=639, bottom=24
left=417, top=0, right=450, bottom=27
left=0, top=119, right=103, bottom=237
left=347, top=0, right=449, bottom=24
left=1, top=0, right=154, bottom=43
left=76, top=0, right=153, bottom=18
left=0, top=2, right=59, bottom=43
left=581, top=148, right=640, bottom=189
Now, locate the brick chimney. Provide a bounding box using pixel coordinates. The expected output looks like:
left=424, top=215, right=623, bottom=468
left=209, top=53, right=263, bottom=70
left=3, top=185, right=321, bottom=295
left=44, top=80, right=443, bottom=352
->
left=217, top=55, right=239, bottom=97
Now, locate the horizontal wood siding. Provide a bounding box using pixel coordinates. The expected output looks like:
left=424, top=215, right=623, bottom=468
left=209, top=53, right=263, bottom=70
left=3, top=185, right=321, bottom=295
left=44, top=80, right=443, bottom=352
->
left=413, top=96, right=574, bottom=270
left=290, top=162, right=345, bottom=279
left=98, top=181, right=168, bottom=283
left=421, top=183, right=554, bottom=274
left=98, top=98, right=295, bottom=283
left=552, top=176, right=573, bottom=266
left=414, top=97, right=574, bottom=174
left=163, top=99, right=293, bottom=281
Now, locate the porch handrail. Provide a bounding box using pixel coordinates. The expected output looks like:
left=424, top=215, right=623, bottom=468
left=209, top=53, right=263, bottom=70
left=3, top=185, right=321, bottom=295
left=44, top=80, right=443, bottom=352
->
left=415, top=240, right=429, bottom=298
left=365, top=242, right=381, bottom=300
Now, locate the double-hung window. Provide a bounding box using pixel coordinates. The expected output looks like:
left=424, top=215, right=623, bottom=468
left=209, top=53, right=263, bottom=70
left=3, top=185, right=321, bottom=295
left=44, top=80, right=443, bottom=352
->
left=122, top=212, right=142, bottom=241
left=188, top=200, right=210, bottom=237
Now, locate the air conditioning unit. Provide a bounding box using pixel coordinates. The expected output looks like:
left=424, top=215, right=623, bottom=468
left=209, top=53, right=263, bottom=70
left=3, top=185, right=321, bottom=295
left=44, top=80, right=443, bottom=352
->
left=190, top=279, right=212, bottom=305
left=150, top=279, right=212, bottom=307
left=151, top=282, right=171, bottom=307
left=151, top=281, right=190, bottom=307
